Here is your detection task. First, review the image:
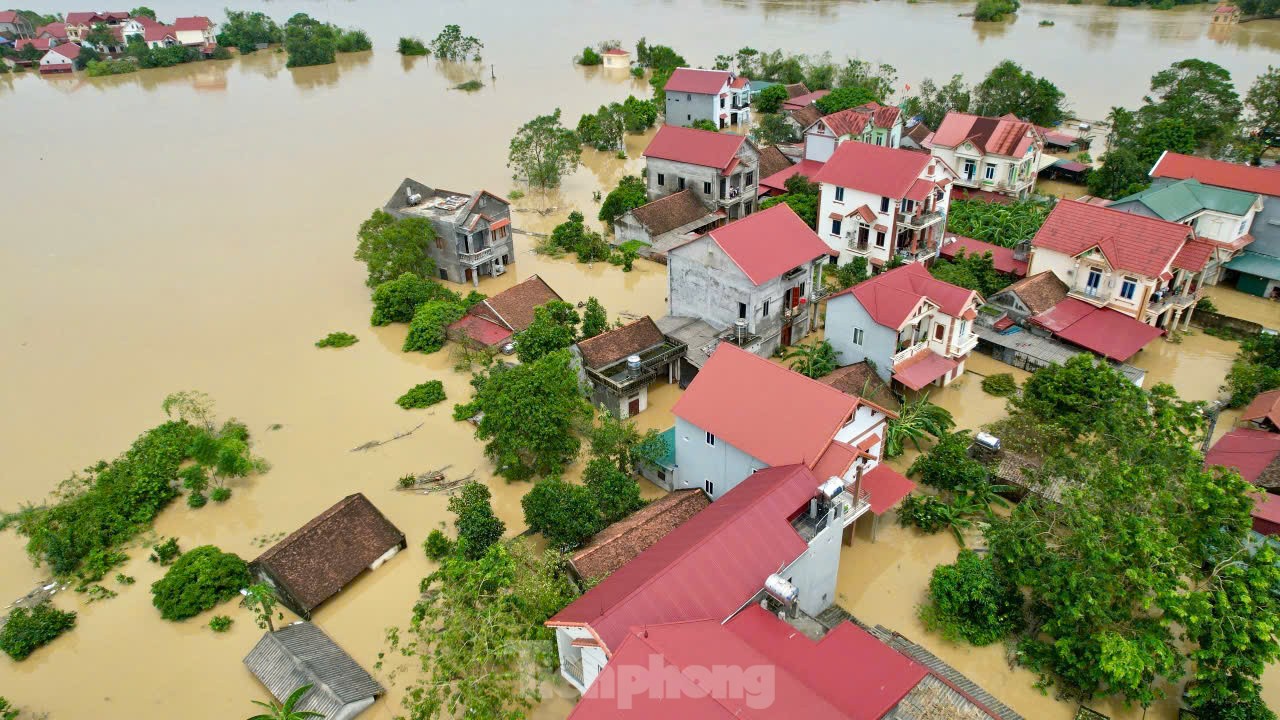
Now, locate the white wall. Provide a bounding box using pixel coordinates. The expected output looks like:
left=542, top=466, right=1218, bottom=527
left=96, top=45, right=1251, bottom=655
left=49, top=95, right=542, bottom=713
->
left=672, top=416, right=768, bottom=499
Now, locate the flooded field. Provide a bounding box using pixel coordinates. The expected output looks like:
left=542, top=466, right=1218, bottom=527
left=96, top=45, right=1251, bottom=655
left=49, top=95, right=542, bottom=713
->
left=2, top=0, right=1280, bottom=717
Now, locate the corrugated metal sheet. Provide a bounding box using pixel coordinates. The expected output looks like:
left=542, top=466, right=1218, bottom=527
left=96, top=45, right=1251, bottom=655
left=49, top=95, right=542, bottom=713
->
left=244, top=622, right=383, bottom=718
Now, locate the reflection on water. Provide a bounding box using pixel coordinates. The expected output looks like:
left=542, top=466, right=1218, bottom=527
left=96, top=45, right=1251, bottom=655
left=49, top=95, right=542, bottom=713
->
left=291, top=50, right=373, bottom=90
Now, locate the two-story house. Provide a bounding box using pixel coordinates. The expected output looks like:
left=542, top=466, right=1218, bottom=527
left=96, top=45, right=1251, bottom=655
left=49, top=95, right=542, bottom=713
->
left=928, top=112, right=1043, bottom=200
left=1028, top=199, right=1210, bottom=330
left=34, top=22, right=69, bottom=42
left=0, top=11, right=35, bottom=37
left=383, top=178, right=513, bottom=286
left=173, top=16, right=216, bottom=50
left=642, top=125, right=760, bottom=221
left=802, top=102, right=904, bottom=161
left=1151, top=151, right=1280, bottom=299
left=825, top=263, right=982, bottom=391
left=662, top=67, right=751, bottom=129
left=665, top=203, right=835, bottom=365
left=1108, top=177, right=1262, bottom=286
left=64, top=11, right=128, bottom=42
left=812, top=141, right=957, bottom=267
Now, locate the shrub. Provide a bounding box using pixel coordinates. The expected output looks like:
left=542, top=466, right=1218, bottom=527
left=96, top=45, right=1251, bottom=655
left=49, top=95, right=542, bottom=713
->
left=981, top=373, right=1018, bottom=397
left=455, top=79, right=483, bottom=92
left=509, top=189, right=525, bottom=201
left=1197, top=297, right=1218, bottom=312
left=974, top=0, right=1020, bottom=21
left=398, top=37, right=429, bottom=56
left=209, top=615, right=233, bottom=632
left=115, top=573, right=135, bottom=585
left=0, top=603, right=77, bottom=660
left=315, top=331, right=358, bottom=348
left=631, top=65, right=644, bottom=78
left=150, top=545, right=251, bottom=621
left=423, top=529, right=455, bottom=560
left=187, top=491, right=208, bottom=508
left=920, top=550, right=1021, bottom=645
left=149, top=537, right=181, bottom=565
left=335, top=29, right=371, bottom=53
left=579, top=46, right=602, bottom=65
left=210, top=46, right=233, bottom=60
left=404, top=300, right=467, bottom=353
left=397, top=380, right=447, bottom=409
left=210, top=487, right=232, bottom=503
left=371, top=272, right=458, bottom=326
left=689, top=119, right=719, bottom=132
left=85, top=58, right=137, bottom=76
left=521, top=477, right=604, bottom=551
left=896, top=494, right=951, bottom=533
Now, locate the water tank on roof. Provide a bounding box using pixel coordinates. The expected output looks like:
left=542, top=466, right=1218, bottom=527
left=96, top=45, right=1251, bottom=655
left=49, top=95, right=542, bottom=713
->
left=764, top=574, right=798, bottom=608
left=818, top=476, right=845, bottom=500
left=974, top=432, right=1001, bottom=452
left=626, top=355, right=642, bottom=375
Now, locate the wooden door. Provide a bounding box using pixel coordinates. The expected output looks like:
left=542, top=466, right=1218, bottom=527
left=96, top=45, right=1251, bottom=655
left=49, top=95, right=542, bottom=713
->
left=781, top=323, right=792, bottom=347
left=464, top=268, right=474, bottom=283
left=628, top=397, right=641, bottom=416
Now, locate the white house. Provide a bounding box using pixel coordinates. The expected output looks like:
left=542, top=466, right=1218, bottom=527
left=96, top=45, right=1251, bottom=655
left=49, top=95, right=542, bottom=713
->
left=173, top=16, right=216, bottom=49
left=812, top=141, right=957, bottom=267
left=927, top=112, right=1043, bottom=200
left=803, top=101, right=904, bottom=161
left=39, top=43, right=79, bottom=73
left=824, top=263, right=981, bottom=391
left=663, top=67, right=751, bottom=129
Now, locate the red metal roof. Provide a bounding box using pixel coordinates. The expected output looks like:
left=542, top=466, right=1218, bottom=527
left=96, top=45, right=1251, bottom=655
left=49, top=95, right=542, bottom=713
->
left=702, top=203, right=835, bottom=285
left=663, top=67, right=733, bottom=95
left=0, top=10, right=18, bottom=22
left=173, top=16, right=212, bottom=31
left=35, top=22, right=68, bottom=38
left=1242, top=389, right=1280, bottom=428
left=143, top=24, right=175, bottom=41
left=833, top=263, right=979, bottom=329
left=892, top=349, right=959, bottom=391
left=672, top=344, right=857, bottom=467
left=931, top=112, right=1037, bottom=157
left=783, top=89, right=830, bottom=110
left=17, top=37, right=52, bottom=51
left=1253, top=491, right=1280, bottom=534
left=45, top=42, right=80, bottom=60
left=939, top=235, right=1028, bottom=276
left=1205, top=428, right=1280, bottom=483
left=759, top=158, right=824, bottom=194
left=446, top=313, right=512, bottom=347
left=812, top=440, right=859, bottom=480
left=1173, top=237, right=1215, bottom=272
left=861, top=464, right=917, bottom=514
left=602, top=48, right=628, bottom=55
left=548, top=464, right=820, bottom=652
left=1031, top=199, right=1193, bottom=278
left=812, top=141, right=932, bottom=200
left=643, top=125, right=746, bottom=172
left=1152, top=152, right=1280, bottom=198
left=1030, top=298, right=1164, bottom=361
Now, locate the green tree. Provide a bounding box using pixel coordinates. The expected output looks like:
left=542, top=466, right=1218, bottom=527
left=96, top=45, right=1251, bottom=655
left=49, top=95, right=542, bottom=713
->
left=0, top=696, right=18, bottom=720
left=973, top=0, right=1020, bottom=21
left=240, top=582, right=282, bottom=632
left=758, top=174, right=820, bottom=228
left=920, top=549, right=1021, bottom=645
left=1140, top=59, right=1242, bottom=152
left=353, top=210, right=438, bottom=288
left=403, top=300, right=466, bottom=354
left=150, top=545, right=251, bottom=621
left=835, top=58, right=898, bottom=101
left=814, top=86, right=878, bottom=114
left=580, top=297, right=608, bottom=339
left=752, top=112, right=797, bottom=146
left=620, top=95, right=659, bottom=132
left=371, top=272, right=458, bottom=325
left=908, top=74, right=972, bottom=129
left=83, top=22, right=116, bottom=50
left=248, top=684, right=323, bottom=720
left=598, top=175, right=647, bottom=225
left=1225, top=333, right=1280, bottom=407
left=908, top=430, right=989, bottom=491
left=429, top=24, right=483, bottom=61
left=583, top=457, right=644, bottom=523
left=508, top=110, right=582, bottom=189
left=1087, top=146, right=1151, bottom=200
left=521, top=477, right=604, bottom=550
left=397, top=37, right=429, bottom=56
left=130, top=6, right=156, bottom=19
left=0, top=603, right=76, bottom=661
left=755, top=84, right=790, bottom=113
left=216, top=10, right=283, bottom=54
left=1246, top=65, right=1280, bottom=135
left=515, top=300, right=580, bottom=364
left=689, top=119, right=719, bottom=132
left=588, top=412, right=666, bottom=474
left=578, top=46, right=602, bottom=65
left=929, top=248, right=1013, bottom=297
left=971, top=60, right=1066, bottom=125
left=782, top=340, right=838, bottom=379
left=334, top=29, right=371, bottom=53
left=456, top=350, right=593, bottom=481
left=447, top=481, right=506, bottom=559
left=827, top=257, right=869, bottom=291
left=884, top=394, right=955, bottom=457
left=283, top=13, right=336, bottom=68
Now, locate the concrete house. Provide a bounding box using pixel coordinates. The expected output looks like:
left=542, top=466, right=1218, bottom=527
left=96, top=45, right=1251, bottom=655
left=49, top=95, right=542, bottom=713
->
left=600, top=47, right=629, bottom=68
left=575, top=316, right=685, bottom=419
left=34, top=22, right=68, bottom=42
left=547, top=464, right=853, bottom=694
left=813, top=141, right=957, bottom=267
left=612, top=189, right=721, bottom=258
left=825, top=263, right=981, bottom=391
left=1028, top=199, right=1211, bottom=330
left=928, top=112, right=1044, bottom=200
left=250, top=493, right=406, bottom=619
left=664, top=203, right=834, bottom=366
left=1108, top=177, right=1262, bottom=286
left=244, top=622, right=384, bottom=720
left=663, top=67, right=750, bottom=129
left=642, top=124, right=760, bottom=222
left=1151, top=151, right=1280, bottom=299
left=173, top=16, right=215, bottom=50
left=0, top=11, right=35, bottom=37
left=38, top=42, right=78, bottom=73
left=64, top=11, right=128, bottom=42
left=802, top=102, right=905, bottom=161
left=383, top=178, right=514, bottom=286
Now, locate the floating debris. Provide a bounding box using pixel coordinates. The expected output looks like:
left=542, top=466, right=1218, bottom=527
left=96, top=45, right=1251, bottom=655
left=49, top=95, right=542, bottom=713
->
left=351, top=422, right=424, bottom=452
left=395, top=467, right=477, bottom=495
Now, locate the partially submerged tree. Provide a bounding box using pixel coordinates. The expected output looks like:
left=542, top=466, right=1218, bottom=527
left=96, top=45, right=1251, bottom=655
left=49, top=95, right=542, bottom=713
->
left=884, top=394, right=955, bottom=457
left=429, top=24, right=483, bottom=61
left=508, top=110, right=582, bottom=189
left=353, top=210, right=438, bottom=288
left=971, top=60, right=1066, bottom=126
left=515, top=300, right=580, bottom=364
left=521, top=477, right=603, bottom=550
left=598, top=176, right=647, bottom=225
left=447, top=481, right=506, bottom=559
left=240, top=582, right=283, bottom=632
left=580, top=297, right=608, bottom=339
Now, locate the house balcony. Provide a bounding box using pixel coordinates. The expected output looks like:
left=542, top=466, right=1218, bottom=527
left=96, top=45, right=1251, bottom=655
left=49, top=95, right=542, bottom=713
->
left=458, top=246, right=494, bottom=267
left=781, top=304, right=810, bottom=327
left=1144, top=292, right=1196, bottom=318
left=718, top=186, right=751, bottom=204
left=892, top=341, right=929, bottom=368
left=561, top=655, right=586, bottom=693
left=896, top=209, right=944, bottom=229
left=846, top=239, right=870, bottom=254
left=731, top=97, right=749, bottom=110
left=585, top=340, right=688, bottom=395
left=791, top=489, right=871, bottom=541
left=950, top=333, right=979, bottom=357
left=894, top=243, right=938, bottom=263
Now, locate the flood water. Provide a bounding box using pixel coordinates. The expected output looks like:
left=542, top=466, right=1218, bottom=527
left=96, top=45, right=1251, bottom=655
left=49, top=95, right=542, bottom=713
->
left=2, top=0, right=1280, bottom=717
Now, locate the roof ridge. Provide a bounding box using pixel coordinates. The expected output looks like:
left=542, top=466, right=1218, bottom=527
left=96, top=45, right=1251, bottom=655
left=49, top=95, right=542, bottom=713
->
left=256, top=493, right=361, bottom=562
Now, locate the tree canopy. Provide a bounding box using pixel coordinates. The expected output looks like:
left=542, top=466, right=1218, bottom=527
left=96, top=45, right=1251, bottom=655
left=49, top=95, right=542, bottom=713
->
left=430, top=24, right=483, bottom=61
left=216, top=10, right=283, bottom=54
left=928, top=248, right=1014, bottom=297
left=814, top=86, right=879, bottom=114
left=353, top=210, right=438, bottom=288
left=598, top=175, right=647, bottom=225
left=508, top=110, right=582, bottom=189
left=755, top=84, right=790, bottom=113
left=1141, top=59, right=1242, bottom=152
left=971, top=60, right=1066, bottom=126
left=758, top=174, right=820, bottom=229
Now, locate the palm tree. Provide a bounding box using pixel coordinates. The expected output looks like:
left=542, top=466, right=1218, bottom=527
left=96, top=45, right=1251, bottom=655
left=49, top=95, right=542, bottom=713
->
left=884, top=393, right=956, bottom=457
left=782, top=341, right=838, bottom=379
left=248, top=685, right=322, bottom=720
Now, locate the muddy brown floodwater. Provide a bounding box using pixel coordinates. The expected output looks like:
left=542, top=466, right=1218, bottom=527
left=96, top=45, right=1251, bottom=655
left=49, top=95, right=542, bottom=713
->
left=2, top=0, right=1280, bottom=718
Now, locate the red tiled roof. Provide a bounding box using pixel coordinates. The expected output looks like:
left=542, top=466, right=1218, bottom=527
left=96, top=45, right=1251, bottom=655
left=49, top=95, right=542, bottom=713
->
left=672, top=344, right=857, bottom=467
left=548, top=464, right=821, bottom=652
left=173, top=16, right=212, bottom=31
left=570, top=490, right=710, bottom=581
left=759, top=158, right=824, bottom=194
left=643, top=125, right=747, bottom=172
left=932, top=112, right=1038, bottom=157
left=45, top=42, right=80, bottom=60
left=866, top=102, right=901, bottom=129
left=65, top=12, right=100, bottom=26
left=143, top=24, right=176, bottom=41
left=576, top=316, right=666, bottom=369
left=1253, top=491, right=1280, bottom=533
left=940, top=235, right=1028, bottom=276
left=1173, top=237, right=1215, bottom=272
left=905, top=178, right=934, bottom=203
left=0, top=10, right=18, bottom=22
left=892, top=349, right=959, bottom=390
left=730, top=75, right=749, bottom=89
left=468, top=274, right=561, bottom=333
left=1030, top=298, right=1163, bottom=362
left=36, top=22, right=68, bottom=38
left=817, top=108, right=871, bottom=138
left=783, top=89, right=830, bottom=110
left=812, top=141, right=933, bottom=199
left=1205, top=428, right=1280, bottom=483
left=447, top=313, right=512, bottom=347
left=701, top=203, right=835, bottom=285
left=1242, top=389, right=1280, bottom=428
left=602, top=47, right=628, bottom=55
left=861, top=464, right=917, bottom=514
left=17, top=37, right=52, bottom=51
left=852, top=204, right=877, bottom=223
left=1151, top=152, right=1280, bottom=198
left=663, top=67, right=732, bottom=95
left=1031, top=199, right=1194, bottom=278
left=833, top=263, right=979, bottom=329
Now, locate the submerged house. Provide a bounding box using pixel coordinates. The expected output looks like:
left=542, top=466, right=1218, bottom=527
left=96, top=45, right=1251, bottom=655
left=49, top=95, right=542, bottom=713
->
left=575, top=316, right=685, bottom=418
left=662, top=67, right=751, bottom=129
left=642, top=124, right=761, bottom=222
left=38, top=43, right=79, bottom=73
left=927, top=112, right=1044, bottom=200
left=568, top=489, right=709, bottom=581
left=447, top=274, right=561, bottom=349
left=244, top=622, right=384, bottom=720
left=611, top=189, right=721, bottom=259
left=250, top=493, right=406, bottom=619
left=383, top=178, right=514, bottom=286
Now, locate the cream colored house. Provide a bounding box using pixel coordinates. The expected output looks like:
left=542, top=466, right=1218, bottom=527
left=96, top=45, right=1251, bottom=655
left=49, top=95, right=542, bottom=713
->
left=927, top=112, right=1043, bottom=199
left=601, top=47, right=629, bottom=68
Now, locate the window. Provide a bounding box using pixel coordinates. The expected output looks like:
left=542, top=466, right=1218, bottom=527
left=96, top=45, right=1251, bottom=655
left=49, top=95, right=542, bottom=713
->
left=704, top=181, right=712, bottom=195
left=880, top=197, right=890, bottom=213
left=762, top=299, right=770, bottom=316
left=686, top=94, right=692, bottom=101
left=963, top=159, right=976, bottom=179
left=852, top=328, right=864, bottom=345
left=745, top=200, right=753, bottom=214
left=678, top=177, right=686, bottom=190
left=984, top=164, right=996, bottom=181
left=1238, top=219, right=1247, bottom=236
left=875, top=231, right=886, bottom=247
left=657, top=173, right=665, bottom=186
left=830, top=218, right=842, bottom=237
left=687, top=114, right=692, bottom=121
left=959, top=320, right=968, bottom=337
left=745, top=171, right=754, bottom=186
left=798, top=282, right=805, bottom=297
left=834, top=187, right=845, bottom=202
left=934, top=323, right=945, bottom=341
left=738, top=302, right=747, bottom=319
left=1008, top=165, right=1016, bottom=183
left=435, top=236, right=445, bottom=250
left=1085, top=268, right=1102, bottom=296
left=903, top=199, right=914, bottom=213
left=874, top=135, right=883, bottom=146
left=438, top=269, right=449, bottom=281
left=705, top=431, right=716, bottom=446
left=705, top=479, right=714, bottom=495
left=1120, top=277, right=1137, bottom=300
left=720, top=97, right=725, bottom=108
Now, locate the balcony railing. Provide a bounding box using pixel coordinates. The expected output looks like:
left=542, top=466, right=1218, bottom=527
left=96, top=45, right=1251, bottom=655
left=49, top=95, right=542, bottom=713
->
left=458, top=246, right=494, bottom=267
left=951, top=333, right=979, bottom=357
left=896, top=210, right=944, bottom=229
left=892, top=341, right=929, bottom=367
left=562, top=655, right=585, bottom=689
left=718, top=187, right=748, bottom=203
left=585, top=340, right=687, bottom=393
left=895, top=244, right=938, bottom=263
left=838, top=488, right=872, bottom=527
left=847, top=239, right=870, bottom=254
left=731, top=98, right=749, bottom=110
left=781, top=304, right=810, bottom=326
left=1145, top=293, right=1196, bottom=316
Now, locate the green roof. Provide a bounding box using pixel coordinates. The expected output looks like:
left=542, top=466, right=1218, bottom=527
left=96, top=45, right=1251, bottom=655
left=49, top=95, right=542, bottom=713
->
left=1112, top=178, right=1259, bottom=222
left=1225, top=251, right=1280, bottom=281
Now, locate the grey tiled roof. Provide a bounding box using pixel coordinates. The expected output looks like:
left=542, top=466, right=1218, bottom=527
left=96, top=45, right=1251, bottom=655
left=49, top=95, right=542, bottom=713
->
left=244, top=622, right=383, bottom=718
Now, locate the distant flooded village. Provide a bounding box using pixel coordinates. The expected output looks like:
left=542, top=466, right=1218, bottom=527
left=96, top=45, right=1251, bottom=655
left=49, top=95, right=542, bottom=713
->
left=1, top=2, right=1280, bottom=720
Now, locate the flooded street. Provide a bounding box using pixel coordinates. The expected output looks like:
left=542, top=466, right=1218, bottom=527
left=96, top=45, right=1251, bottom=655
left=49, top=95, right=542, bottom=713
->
left=2, top=0, right=1280, bottom=717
